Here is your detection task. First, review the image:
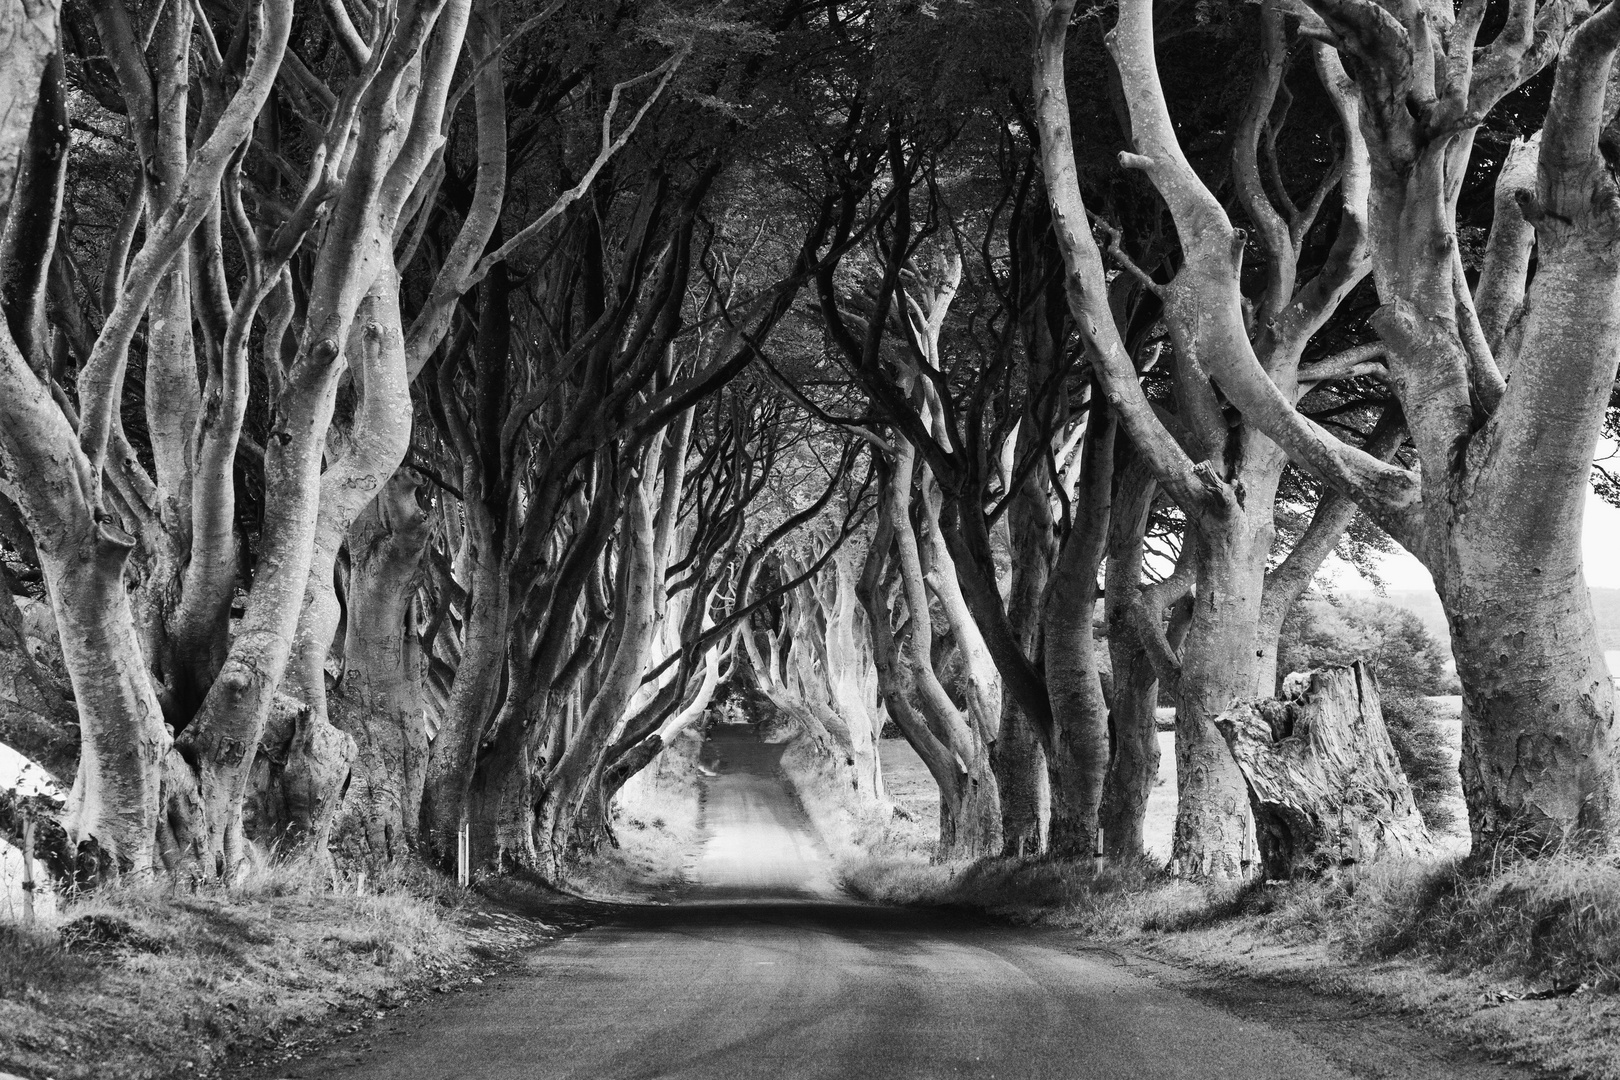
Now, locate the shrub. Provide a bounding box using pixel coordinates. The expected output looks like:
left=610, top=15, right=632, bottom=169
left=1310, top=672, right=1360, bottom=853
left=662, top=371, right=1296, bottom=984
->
left=1380, top=693, right=1458, bottom=832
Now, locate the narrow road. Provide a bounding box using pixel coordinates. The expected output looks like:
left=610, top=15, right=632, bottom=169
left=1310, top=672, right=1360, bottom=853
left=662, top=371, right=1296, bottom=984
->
left=278, top=725, right=1527, bottom=1080
left=681, top=724, right=840, bottom=901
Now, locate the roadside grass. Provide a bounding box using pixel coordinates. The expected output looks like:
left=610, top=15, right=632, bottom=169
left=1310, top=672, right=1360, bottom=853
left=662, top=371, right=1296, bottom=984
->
left=843, top=849, right=1620, bottom=1079
left=568, top=725, right=706, bottom=902
left=0, top=856, right=550, bottom=1080
left=777, top=734, right=930, bottom=866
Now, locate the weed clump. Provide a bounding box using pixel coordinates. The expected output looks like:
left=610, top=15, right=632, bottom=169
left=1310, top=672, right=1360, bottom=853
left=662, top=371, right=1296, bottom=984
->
left=1334, top=852, right=1620, bottom=989
left=58, top=913, right=167, bottom=955
left=0, top=921, right=95, bottom=1000
left=1380, top=694, right=1459, bottom=832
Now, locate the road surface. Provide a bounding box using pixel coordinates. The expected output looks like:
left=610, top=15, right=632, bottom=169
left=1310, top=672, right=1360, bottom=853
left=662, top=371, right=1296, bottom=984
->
left=271, top=725, right=1526, bottom=1080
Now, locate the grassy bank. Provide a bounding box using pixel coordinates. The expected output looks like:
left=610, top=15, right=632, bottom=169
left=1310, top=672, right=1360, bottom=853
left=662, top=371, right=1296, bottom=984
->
left=567, top=724, right=707, bottom=902
left=844, top=851, right=1620, bottom=1079
left=775, top=730, right=934, bottom=869
left=0, top=860, right=556, bottom=1080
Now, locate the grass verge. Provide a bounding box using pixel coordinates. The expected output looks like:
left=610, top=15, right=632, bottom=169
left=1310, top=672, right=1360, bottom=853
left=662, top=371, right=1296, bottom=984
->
left=776, top=734, right=927, bottom=865
left=567, top=725, right=706, bottom=903
left=844, top=850, right=1620, bottom=1079
left=0, top=858, right=557, bottom=1080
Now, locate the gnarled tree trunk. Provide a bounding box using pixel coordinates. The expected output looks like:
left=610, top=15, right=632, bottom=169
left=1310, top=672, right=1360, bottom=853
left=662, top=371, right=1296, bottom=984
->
left=1217, top=662, right=1434, bottom=880
left=994, top=415, right=1053, bottom=857
left=1099, top=456, right=1171, bottom=861
left=533, top=480, right=658, bottom=877
left=860, top=449, right=1001, bottom=860
left=1043, top=405, right=1114, bottom=858
left=330, top=468, right=431, bottom=866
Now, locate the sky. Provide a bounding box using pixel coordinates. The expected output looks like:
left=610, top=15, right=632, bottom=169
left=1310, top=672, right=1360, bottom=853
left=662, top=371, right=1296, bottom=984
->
left=1324, top=488, right=1620, bottom=592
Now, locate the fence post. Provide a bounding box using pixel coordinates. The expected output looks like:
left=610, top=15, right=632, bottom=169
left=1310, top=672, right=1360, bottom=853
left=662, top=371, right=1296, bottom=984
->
left=21, top=812, right=36, bottom=928
left=457, top=821, right=469, bottom=888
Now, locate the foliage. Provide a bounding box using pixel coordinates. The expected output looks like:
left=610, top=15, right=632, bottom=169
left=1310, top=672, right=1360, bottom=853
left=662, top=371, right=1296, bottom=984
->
left=1339, top=853, right=1620, bottom=990
left=1379, top=694, right=1459, bottom=832
left=1277, top=594, right=1459, bottom=830
left=1278, top=595, right=1456, bottom=697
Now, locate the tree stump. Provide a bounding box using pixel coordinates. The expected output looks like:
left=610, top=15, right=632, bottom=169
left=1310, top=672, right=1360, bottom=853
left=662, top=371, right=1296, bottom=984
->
left=1215, top=662, right=1435, bottom=880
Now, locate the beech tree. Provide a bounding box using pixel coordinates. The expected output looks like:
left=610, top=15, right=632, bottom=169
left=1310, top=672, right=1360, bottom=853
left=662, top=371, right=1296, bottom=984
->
left=1041, top=0, right=1620, bottom=853
left=1028, top=0, right=1444, bottom=876
left=0, top=0, right=729, bottom=882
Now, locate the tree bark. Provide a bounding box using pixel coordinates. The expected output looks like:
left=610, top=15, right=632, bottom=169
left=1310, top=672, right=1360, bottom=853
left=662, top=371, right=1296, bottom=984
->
left=859, top=496, right=1000, bottom=859
left=1043, top=406, right=1114, bottom=858
left=920, top=476, right=1001, bottom=747
left=273, top=261, right=414, bottom=856
left=1099, top=457, right=1164, bottom=860
left=1170, top=507, right=1268, bottom=880
left=421, top=497, right=508, bottom=866
left=865, top=446, right=1002, bottom=859
left=331, top=468, right=431, bottom=866
left=0, top=0, right=165, bottom=880
left=996, top=418, right=1053, bottom=856
left=533, top=479, right=659, bottom=877
left=1217, top=662, right=1434, bottom=880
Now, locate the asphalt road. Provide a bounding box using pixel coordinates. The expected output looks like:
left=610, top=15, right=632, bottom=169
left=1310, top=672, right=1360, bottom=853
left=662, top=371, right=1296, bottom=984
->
left=278, top=725, right=1526, bottom=1080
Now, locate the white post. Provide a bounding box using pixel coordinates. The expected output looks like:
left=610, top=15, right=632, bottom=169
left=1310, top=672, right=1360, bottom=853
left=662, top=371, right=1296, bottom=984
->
left=457, top=820, right=469, bottom=888
left=1241, top=806, right=1255, bottom=874
left=21, top=813, right=36, bottom=928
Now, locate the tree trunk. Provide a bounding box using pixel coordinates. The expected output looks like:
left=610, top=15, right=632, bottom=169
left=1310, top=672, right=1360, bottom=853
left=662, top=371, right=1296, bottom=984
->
left=44, top=524, right=166, bottom=878
left=1099, top=460, right=1163, bottom=861
left=995, top=409, right=1057, bottom=857
left=994, top=703, right=1048, bottom=858
left=1442, top=559, right=1617, bottom=851
left=1426, top=80, right=1620, bottom=847
left=0, top=162, right=166, bottom=878
left=1217, top=662, right=1434, bottom=880
left=1043, top=408, right=1113, bottom=858
left=466, top=684, right=540, bottom=871
left=920, top=478, right=1000, bottom=744
left=885, top=439, right=1002, bottom=858
left=0, top=45, right=66, bottom=373
left=176, top=333, right=348, bottom=877
left=533, top=481, right=658, bottom=877
left=858, top=505, right=1000, bottom=861
left=420, top=505, right=508, bottom=866
left=172, top=0, right=404, bottom=877
left=937, top=754, right=1002, bottom=859
left=1170, top=506, right=1268, bottom=881
left=330, top=468, right=431, bottom=866
left=272, top=263, right=413, bottom=857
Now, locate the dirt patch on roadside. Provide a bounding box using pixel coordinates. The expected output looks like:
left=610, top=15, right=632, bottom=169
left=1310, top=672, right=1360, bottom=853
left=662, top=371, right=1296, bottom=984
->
left=1109, top=945, right=1542, bottom=1080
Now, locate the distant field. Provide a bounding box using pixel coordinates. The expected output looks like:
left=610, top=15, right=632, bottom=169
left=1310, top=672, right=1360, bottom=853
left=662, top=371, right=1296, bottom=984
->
left=878, top=739, right=940, bottom=828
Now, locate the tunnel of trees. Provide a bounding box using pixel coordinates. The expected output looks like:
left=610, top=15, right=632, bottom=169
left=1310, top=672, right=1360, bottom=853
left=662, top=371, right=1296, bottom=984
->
left=0, top=0, right=1617, bottom=890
